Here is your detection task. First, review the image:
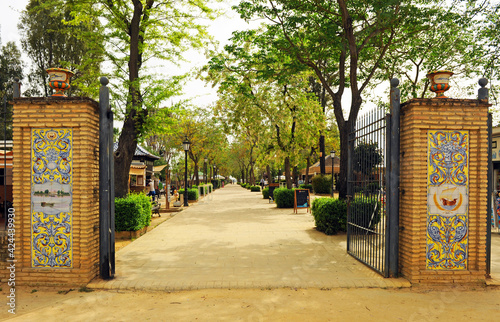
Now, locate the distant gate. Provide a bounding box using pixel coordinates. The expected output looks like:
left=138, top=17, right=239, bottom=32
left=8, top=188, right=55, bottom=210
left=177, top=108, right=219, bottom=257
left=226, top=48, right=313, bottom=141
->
left=347, top=80, right=400, bottom=277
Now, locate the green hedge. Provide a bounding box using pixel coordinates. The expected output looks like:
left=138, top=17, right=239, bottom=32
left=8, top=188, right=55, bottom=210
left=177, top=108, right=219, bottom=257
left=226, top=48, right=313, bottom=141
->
left=310, top=197, right=382, bottom=235
left=273, top=188, right=294, bottom=208
left=262, top=187, right=269, bottom=199
left=299, top=184, right=313, bottom=192
left=311, top=174, right=332, bottom=194
left=115, top=193, right=151, bottom=232
left=178, top=188, right=199, bottom=201
left=350, top=197, right=382, bottom=230
left=311, top=198, right=347, bottom=235
left=250, top=185, right=261, bottom=192
left=198, top=184, right=213, bottom=195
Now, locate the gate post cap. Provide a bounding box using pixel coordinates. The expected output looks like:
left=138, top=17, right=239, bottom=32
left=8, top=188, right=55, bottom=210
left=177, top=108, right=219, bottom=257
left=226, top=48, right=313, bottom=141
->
left=390, top=78, right=399, bottom=87
left=478, top=78, right=488, bottom=87
left=100, top=76, right=109, bottom=86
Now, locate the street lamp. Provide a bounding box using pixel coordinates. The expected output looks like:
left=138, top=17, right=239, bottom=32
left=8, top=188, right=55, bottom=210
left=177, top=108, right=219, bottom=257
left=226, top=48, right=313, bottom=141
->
left=204, top=157, right=208, bottom=184
left=330, top=150, right=336, bottom=197
left=182, top=136, right=191, bottom=207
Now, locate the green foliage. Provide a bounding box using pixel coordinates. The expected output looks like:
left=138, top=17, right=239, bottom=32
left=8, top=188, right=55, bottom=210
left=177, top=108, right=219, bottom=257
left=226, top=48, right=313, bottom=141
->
left=311, top=198, right=347, bottom=235
left=198, top=184, right=212, bottom=195
left=262, top=187, right=270, bottom=199
left=178, top=188, right=199, bottom=201
left=350, top=197, right=382, bottom=231
left=0, top=41, right=24, bottom=141
left=115, top=193, right=151, bottom=232
left=311, top=175, right=332, bottom=194
left=299, top=184, right=313, bottom=192
left=250, top=186, right=261, bottom=192
left=18, top=0, right=102, bottom=97
left=273, top=188, right=294, bottom=208
left=353, top=142, right=383, bottom=176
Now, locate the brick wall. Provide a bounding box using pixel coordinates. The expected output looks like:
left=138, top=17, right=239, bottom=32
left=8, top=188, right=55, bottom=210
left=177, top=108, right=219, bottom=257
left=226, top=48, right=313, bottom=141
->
left=7, top=97, right=100, bottom=287
left=399, top=98, right=490, bottom=285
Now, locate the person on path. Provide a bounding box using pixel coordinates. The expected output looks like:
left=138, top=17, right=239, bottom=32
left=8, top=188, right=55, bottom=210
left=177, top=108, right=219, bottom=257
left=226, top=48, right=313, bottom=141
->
left=148, top=179, right=156, bottom=201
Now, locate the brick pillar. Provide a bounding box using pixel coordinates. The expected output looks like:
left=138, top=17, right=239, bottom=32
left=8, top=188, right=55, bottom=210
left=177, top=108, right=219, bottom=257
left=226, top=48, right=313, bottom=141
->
left=399, top=98, right=490, bottom=285
left=12, top=97, right=100, bottom=287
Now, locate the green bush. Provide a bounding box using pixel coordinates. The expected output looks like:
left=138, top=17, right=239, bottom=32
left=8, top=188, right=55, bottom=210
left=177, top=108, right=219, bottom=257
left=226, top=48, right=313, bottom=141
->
left=350, top=197, right=382, bottom=230
left=178, top=188, right=199, bottom=201
left=311, top=198, right=347, bottom=235
left=273, top=188, right=294, bottom=208
left=115, top=193, right=151, bottom=232
left=262, top=187, right=269, bottom=199
left=299, top=184, right=313, bottom=192
left=364, top=182, right=380, bottom=194
left=311, top=174, right=332, bottom=194
left=250, top=186, right=261, bottom=192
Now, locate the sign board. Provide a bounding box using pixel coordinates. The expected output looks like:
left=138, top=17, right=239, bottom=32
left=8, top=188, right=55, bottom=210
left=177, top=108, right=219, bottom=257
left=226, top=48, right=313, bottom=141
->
left=268, top=183, right=280, bottom=203
left=294, top=189, right=310, bottom=213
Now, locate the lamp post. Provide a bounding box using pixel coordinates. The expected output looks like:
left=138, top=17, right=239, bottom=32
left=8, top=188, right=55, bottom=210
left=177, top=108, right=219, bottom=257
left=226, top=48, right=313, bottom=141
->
left=204, top=157, right=208, bottom=184
left=182, top=136, right=191, bottom=207
left=330, top=150, right=335, bottom=197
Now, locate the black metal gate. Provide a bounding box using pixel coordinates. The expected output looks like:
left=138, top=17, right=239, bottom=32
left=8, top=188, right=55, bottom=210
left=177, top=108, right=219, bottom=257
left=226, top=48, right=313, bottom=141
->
left=347, top=79, right=400, bottom=277
left=1, top=93, right=13, bottom=232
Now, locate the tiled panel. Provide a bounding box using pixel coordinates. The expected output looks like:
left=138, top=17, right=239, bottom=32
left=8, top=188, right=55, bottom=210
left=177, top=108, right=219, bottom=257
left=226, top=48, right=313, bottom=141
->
left=31, top=129, right=73, bottom=268
left=427, top=130, right=469, bottom=270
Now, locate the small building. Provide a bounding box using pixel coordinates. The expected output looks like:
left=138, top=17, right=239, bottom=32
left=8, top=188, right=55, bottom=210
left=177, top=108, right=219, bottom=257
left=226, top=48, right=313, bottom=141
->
left=113, top=143, right=160, bottom=194
left=301, top=155, right=340, bottom=183
left=0, top=142, right=13, bottom=221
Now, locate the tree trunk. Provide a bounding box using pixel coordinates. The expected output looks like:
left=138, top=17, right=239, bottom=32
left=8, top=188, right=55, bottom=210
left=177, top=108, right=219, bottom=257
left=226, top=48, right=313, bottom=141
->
left=285, top=157, right=292, bottom=189
left=293, top=166, right=298, bottom=187
left=319, top=135, right=326, bottom=174
left=266, top=164, right=271, bottom=184
left=250, top=163, right=255, bottom=185
left=194, top=162, right=199, bottom=186
left=114, top=0, right=147, bottom=198
left=114, top=112, right=139, bottom=198
left=305, top=156, right=311, bottom=184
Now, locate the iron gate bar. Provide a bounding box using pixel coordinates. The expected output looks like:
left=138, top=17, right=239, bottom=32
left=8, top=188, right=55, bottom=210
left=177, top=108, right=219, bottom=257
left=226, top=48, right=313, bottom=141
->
left=2, top=95, right=6, bottom=230
left=388, top=79, right=401, bottom=277
left=487, top=112, right=492, bottom=277
left=347, top=106, right=388, bottom=276
left=346, top=78, right=401, bottom=278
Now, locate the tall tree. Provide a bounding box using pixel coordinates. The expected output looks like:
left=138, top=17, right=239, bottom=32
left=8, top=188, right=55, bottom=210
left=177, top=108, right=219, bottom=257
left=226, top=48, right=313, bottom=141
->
left=236, top=0, right=464, bottom=198
left=205, top=30, right=325, bottom=188
left=66, top=0, right=218, bottom=197
left=0, top=41, right=24, bottom=140
left=18, top=0, right=102, bottom=97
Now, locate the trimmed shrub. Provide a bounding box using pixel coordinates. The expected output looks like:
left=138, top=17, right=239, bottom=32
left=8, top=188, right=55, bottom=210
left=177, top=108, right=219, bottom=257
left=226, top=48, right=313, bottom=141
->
left=299, top=184, right=313, bottom=192
left=311, top=198, right=347, bottom=235
left=262, top=187, right=269, bottom=199
left=115, top=193, right=152, bottom=232
left=273, top=188, right=294, bottom=208
left=311, top=174, right=332, bottom=194
left=350, top=197, right=382, bottom=230
left=250, top=185, right=261, bottom=192
left=178, top=188, right=199, bottom=201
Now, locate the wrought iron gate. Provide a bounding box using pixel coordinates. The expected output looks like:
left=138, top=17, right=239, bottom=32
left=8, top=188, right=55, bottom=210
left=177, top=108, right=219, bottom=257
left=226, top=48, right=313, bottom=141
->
left=1, top=94, right=13, bottom=232
left=347, top=79, right=400, bottom=277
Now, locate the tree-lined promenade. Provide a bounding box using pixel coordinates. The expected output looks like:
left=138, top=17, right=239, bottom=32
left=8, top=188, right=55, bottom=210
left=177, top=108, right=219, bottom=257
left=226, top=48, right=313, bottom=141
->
left=1, top=0, right=498, bottom=198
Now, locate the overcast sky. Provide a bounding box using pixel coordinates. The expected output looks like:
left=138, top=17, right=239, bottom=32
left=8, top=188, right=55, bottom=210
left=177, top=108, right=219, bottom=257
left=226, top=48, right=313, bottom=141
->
left=0, top=0, right=258, bottom=108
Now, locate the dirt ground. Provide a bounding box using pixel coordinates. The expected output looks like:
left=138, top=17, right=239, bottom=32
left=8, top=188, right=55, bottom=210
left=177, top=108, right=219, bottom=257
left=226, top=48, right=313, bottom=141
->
left=1, top=285, right=499, bottom=321
left=3, top=202, right=499, bottom=321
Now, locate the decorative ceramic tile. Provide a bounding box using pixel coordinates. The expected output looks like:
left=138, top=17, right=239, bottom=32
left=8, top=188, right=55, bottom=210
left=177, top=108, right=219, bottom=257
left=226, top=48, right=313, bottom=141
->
left=427, top=130, right=468, bottom=270
left=31, top=129, right=73, bottom=268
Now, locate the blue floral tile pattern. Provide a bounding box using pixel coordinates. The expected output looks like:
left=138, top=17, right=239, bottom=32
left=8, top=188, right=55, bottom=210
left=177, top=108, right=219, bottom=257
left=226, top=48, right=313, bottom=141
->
left=31, top=129, right=73, bottom=268
left=427, top=130, right=468, bottom=270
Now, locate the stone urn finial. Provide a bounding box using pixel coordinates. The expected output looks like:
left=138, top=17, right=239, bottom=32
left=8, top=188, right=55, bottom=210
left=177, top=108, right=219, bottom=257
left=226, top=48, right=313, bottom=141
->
left=46, top=68, right=74, bottom=97
left=426, top=70, right=453, bottom=98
